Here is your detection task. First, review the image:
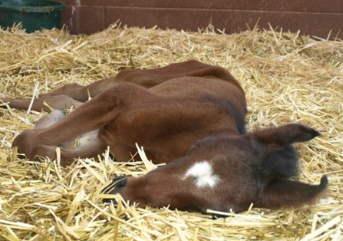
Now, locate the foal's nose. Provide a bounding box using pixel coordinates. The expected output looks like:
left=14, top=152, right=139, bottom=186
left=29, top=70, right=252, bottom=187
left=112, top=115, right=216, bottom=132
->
left=102, top=176, right=127, bottom=203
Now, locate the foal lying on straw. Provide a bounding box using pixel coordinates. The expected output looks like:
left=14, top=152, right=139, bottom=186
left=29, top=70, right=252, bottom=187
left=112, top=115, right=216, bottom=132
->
left=2, top=60, right=327, bottom=214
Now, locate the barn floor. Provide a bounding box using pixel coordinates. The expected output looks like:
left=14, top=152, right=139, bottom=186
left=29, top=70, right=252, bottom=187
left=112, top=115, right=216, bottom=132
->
left=0, top=24, right=342, bottom=240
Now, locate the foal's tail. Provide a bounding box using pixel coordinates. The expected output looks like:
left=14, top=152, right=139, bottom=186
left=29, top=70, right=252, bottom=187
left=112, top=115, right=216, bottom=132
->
left=255, top=176, right=328, bottom=209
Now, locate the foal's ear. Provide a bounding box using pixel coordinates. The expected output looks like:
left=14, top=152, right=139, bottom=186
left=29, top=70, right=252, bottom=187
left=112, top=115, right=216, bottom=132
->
left=251, top=124, right=320, bottom=146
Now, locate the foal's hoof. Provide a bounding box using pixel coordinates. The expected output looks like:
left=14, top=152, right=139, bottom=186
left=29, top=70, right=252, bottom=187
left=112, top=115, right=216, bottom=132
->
left=102, top=176, right=127, bottom=204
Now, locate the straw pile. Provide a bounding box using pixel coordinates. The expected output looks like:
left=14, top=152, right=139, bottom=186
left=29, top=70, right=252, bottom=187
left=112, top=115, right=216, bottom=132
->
left=0, top=23, right=342, bottom=240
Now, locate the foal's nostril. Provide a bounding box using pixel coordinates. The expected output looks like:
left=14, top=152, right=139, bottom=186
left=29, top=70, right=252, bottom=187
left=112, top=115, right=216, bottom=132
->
left=102, top=176, right=127, bottom=204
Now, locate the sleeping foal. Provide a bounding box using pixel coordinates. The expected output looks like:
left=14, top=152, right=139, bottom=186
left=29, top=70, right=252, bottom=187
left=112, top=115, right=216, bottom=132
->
left=2, top=60, right=327, bottom=214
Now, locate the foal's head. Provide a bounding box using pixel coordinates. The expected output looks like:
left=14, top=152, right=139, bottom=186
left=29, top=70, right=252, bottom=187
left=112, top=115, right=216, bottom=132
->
left=104, top=124, right=327, bottom=214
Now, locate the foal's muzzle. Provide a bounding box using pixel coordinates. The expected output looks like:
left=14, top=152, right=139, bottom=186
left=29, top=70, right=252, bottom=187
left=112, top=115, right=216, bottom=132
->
left=102, top=176, right=127, bottom=204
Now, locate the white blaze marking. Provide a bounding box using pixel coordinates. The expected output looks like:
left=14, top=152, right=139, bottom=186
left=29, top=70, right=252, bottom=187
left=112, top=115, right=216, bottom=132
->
left=183, top=161, right=220, bottom=188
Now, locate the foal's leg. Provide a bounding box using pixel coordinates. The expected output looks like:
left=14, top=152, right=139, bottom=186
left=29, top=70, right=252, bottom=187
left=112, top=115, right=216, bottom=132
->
left=41, top=78, right=117, bottom=101
left=34, top=109, right=99, bottom=149
left=27, top=109, right=104, bottom=165
left=12, top=83, right=151, bottom=164
left=0, top=77, right=117, bottom=112
left=1, top=95, right=83, bottom=112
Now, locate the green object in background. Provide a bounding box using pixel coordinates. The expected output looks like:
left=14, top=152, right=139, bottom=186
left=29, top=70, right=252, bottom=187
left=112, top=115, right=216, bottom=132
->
left=0, top=0, right=65, bottom=33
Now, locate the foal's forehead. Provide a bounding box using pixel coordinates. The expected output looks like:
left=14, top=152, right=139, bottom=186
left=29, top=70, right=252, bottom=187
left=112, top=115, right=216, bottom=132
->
left=182, top=160, right=220, bottom=188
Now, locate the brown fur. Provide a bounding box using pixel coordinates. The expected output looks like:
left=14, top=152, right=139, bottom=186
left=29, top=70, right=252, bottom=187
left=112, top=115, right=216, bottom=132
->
left=2, top=60, right=327, bottom=214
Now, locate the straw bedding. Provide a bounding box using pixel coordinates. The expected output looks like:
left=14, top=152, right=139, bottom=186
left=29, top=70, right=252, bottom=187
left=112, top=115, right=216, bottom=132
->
left=0, top=24, right=342, bottom=240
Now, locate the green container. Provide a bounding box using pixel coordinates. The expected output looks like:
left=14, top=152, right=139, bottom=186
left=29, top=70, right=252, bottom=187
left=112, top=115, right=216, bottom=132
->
left=0, top=0, right=65, bottom=32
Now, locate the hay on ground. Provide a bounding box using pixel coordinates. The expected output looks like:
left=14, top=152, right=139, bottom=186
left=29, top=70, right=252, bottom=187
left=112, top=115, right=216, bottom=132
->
left=0, top=23, right=342, bottom=240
